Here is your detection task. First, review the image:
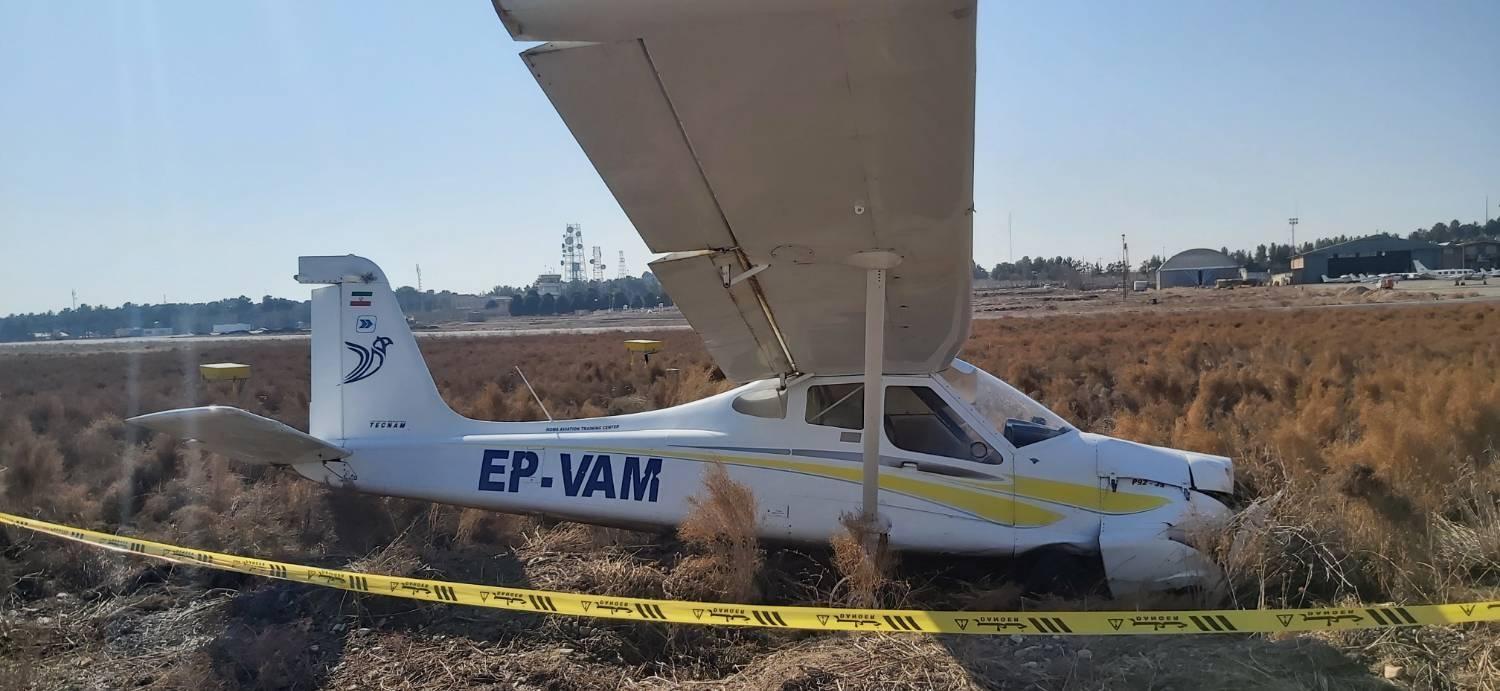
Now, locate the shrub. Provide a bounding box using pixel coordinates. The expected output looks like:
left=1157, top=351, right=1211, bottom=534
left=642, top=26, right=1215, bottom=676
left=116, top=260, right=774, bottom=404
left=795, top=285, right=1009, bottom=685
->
left=0, top=418, right=66, bottom=511
left=829, top=512, right=903, bottom=608
left=668, top=462, right=762, bottom=602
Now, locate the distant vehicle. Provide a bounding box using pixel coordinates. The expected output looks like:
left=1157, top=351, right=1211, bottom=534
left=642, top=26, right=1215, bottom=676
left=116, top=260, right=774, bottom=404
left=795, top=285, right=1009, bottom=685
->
left=128, top=0, right=1233, bottom=598
left=211, top=322, right=253, bottom=335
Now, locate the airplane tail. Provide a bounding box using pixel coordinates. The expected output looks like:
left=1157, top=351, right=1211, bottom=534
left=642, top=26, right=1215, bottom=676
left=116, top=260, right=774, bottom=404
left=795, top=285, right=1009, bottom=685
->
left=296, top=255, right=463, bottom=442
left=1413, top=259, right=1431, bottom=274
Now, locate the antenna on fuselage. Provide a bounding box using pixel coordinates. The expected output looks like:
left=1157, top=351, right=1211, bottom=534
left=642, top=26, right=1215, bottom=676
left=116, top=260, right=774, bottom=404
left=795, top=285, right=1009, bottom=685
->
left=514, top=366, right=553, bottom=421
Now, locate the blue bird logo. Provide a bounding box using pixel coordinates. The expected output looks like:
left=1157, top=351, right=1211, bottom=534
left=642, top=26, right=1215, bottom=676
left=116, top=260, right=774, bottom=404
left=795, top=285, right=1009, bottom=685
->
left=343, top=336, right=393, bottom=384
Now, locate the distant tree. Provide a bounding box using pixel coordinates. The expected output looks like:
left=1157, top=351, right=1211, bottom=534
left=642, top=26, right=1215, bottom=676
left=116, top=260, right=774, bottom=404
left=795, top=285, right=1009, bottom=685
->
left=539, top=293, right=556, bottom=315
left=972, top=262, right=989, bottom=279
left=394, top=285, right=422, bottom=312
left=630, top=295, right=644, bottom=310
left=556, top=294, right=573, bottom=314
left=522, top=290, right=541, bottom=316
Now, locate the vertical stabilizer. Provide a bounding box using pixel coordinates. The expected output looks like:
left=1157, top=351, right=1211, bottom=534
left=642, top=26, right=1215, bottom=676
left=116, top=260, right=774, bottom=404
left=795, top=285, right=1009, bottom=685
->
left=297, top=255, right=462, bottom=441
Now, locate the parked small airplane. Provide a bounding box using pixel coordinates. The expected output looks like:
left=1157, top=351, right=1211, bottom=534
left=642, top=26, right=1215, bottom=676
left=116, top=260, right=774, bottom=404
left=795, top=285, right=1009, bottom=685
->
left=130, top=0, right=1233, bottom=597
left=1321, top=273, right=1395, bottom=284
left=1320, top=273, right=1365, bottom=284
left=1407, top=260, right=1485, bottom=281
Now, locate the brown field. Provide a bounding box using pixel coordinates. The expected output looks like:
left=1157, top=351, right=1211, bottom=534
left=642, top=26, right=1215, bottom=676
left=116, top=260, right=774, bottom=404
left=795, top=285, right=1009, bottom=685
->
left=2, top=303, right=1499, bottom=689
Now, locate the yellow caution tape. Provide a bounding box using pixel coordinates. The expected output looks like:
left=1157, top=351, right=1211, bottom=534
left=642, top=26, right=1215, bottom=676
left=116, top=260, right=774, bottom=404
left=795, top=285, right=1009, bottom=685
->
left=4, top=511, right=1498, bottom=635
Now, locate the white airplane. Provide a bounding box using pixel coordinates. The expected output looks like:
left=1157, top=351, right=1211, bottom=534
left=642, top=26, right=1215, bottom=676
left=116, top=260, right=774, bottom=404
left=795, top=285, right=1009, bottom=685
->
left=1320, top=273, right=1364, bottom=284
left=129, top=0, right=1233, bottom=597
left=1407, top=260, right=1484, bottom=281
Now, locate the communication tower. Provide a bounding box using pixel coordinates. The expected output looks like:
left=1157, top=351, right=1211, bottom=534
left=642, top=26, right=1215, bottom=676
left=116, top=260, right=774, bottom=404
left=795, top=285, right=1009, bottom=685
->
left=617, top=251, right=628, bottom=279
left=561, top=224, right=586, bottom=282
left=590, top=246, right=606, bottom=281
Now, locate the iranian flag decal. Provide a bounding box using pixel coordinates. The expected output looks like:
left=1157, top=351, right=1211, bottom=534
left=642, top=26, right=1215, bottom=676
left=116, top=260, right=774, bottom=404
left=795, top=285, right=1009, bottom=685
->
left=349, top=290, right=373, bottom=307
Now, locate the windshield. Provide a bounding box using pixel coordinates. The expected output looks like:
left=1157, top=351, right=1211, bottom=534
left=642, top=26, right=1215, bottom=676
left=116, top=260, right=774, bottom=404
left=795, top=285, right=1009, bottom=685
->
left=937, top=359, right=1071, bottom=434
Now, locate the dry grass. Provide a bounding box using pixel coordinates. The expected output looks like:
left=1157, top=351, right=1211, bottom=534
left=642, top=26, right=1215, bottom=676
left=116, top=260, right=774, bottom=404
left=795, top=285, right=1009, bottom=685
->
left=3, top=306, right=1500, bottom=688
left=829, top=512, right=904, bottom=609
left=667, top=462, right=763, bottom=602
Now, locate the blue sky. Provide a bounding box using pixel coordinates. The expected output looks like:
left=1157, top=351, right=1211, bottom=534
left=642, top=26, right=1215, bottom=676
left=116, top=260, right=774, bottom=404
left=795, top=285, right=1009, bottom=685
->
left=1, top=1, right=1496, bottom=316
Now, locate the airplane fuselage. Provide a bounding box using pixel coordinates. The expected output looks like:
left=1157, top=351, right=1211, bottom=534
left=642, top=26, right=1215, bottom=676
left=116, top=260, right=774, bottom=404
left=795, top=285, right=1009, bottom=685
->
left=291, top=370, right=1232, bottom=594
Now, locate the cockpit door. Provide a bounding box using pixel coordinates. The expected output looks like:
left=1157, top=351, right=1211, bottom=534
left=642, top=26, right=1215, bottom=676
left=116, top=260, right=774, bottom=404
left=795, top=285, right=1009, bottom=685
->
left=880, top=381, right=1017, bottom=549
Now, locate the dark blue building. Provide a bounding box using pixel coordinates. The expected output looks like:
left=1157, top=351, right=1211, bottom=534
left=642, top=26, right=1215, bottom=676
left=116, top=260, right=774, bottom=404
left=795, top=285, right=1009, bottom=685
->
left=1290, top=236, right=1442, bottom=284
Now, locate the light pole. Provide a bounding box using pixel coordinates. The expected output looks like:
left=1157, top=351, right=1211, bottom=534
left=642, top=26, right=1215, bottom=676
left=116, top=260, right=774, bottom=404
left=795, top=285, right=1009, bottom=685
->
left=1288, top=217, right=1299, bottom=252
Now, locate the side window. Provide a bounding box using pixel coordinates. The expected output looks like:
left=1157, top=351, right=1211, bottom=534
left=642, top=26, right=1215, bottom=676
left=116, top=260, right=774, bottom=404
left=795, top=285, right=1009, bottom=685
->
left=805, top=384, right=863, bottom=429
left=884, top=386, right=1001, bottom=464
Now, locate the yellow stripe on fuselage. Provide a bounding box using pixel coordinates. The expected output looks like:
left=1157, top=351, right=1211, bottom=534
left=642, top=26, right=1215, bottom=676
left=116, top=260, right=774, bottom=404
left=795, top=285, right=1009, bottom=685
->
left=588, top=446, right=1169, bottom=528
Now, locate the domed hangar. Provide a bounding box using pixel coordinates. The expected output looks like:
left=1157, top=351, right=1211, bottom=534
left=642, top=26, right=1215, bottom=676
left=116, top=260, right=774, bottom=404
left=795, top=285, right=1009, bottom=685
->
left=1156, top=248, right=1240, bottom=288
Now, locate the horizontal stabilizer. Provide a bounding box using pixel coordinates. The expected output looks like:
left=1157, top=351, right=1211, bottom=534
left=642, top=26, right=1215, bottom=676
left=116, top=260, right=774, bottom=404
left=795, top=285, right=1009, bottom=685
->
left=127, top=406, right=348, bottom=466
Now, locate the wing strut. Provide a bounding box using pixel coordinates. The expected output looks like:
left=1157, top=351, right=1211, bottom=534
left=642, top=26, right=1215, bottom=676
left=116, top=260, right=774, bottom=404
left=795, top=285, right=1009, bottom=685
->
left=852, top=251, right=902, bottom=533
left=861, top=267, right=885, bottom=527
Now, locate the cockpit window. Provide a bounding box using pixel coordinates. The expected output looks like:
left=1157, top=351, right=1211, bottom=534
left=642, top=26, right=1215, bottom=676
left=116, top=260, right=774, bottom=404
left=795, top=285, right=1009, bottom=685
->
left=938, top=359, right=1072, bottom=448
left=884, top=385, right=1003, bottom=463
left=805, top=383, right=863, bottom=429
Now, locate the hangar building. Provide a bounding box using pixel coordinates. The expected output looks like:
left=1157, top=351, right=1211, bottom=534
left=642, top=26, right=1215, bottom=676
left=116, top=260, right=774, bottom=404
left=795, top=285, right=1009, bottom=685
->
left=1290, top=236, right=1442, bottom=284
left=1442, top=239, right=1500, bottom=271
left=1156, top=248, right=1240, bottom=288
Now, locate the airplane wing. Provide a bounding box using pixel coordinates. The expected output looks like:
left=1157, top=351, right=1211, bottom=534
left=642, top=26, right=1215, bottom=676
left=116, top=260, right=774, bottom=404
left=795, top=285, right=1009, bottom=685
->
left=493, top=0, right=977, bottom=382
